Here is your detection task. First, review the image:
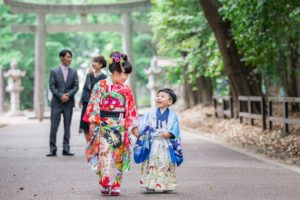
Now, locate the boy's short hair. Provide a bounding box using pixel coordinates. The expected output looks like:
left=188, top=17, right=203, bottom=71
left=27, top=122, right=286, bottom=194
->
left=157, top=88, right=177, bottom=105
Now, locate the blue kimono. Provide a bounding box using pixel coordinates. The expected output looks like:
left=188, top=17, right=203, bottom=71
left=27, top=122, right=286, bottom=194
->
left=135, top=108, right=183, bottom=191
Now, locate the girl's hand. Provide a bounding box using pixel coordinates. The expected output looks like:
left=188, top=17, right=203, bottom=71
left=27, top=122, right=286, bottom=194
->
left=79, top=102, right=82, bottom=108
left=132, top=127, right=139, bottom=138
left=162, top=132, right=172, bottom=139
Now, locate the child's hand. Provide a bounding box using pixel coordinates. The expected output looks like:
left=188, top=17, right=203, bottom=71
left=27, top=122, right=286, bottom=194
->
left=132, top=127, right=139, bottom=138
left=162, top=131, right=172, bottom=139
left=88, top=68, right=94, bottom=74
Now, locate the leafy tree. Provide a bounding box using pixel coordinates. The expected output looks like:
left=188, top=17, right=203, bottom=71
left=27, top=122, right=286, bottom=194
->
left=0, top=0, right=153, bottom=110
left=219, top=0, right=300, bottom=97
left=149, top=0, right=221, bottom=107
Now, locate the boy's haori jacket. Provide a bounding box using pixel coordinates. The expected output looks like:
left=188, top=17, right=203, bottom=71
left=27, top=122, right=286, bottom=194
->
left=136, top=108, right=183, bottom=166
left=139, top=108, right=180, bottom=139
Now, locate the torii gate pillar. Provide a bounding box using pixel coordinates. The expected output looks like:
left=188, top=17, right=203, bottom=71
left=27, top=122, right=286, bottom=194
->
left=34, top=14, right=46, bottom=121
left=122, top=12, right=136, bottom=100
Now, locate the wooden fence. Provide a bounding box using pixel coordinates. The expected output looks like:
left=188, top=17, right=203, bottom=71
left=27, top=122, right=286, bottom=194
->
left=213, top=96, right=300, bottom=133
left=268, top=97, right=300, bottom=133
left=238, top=96, right=266, bottom=130
left=213, top=96, right=233, bottom=118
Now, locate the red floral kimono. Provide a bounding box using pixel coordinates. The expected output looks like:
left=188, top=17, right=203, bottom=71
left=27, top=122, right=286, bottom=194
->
left=83, top=79, right=139, bottom=189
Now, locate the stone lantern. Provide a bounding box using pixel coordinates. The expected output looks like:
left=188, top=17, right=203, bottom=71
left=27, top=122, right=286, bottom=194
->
left=145, top=56, right=162, bottom=109
left=145, top=56, right=178, bottom=109
left=4, top=59, right=26, bottom=116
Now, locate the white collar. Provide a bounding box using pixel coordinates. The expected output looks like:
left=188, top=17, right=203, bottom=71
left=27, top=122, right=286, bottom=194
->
left=94, top=71, right=102, bottom=77
left=61, top=65, right=68, bottom=69
left=160, top=108, right=167, bottom=114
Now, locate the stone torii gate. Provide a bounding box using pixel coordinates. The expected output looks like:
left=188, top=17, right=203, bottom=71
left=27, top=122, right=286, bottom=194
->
left=4, top=0, right=151, bottom=121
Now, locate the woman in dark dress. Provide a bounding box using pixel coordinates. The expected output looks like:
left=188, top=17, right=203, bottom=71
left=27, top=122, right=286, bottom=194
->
left=79, top=55, right=107, bottom=142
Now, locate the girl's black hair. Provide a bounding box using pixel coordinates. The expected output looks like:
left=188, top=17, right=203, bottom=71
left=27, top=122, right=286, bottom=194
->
left=59, top=49, right=72, bottom=57
left=108, top=51, right=132, bottom=74
left=157, top=88, right=177, bottom=105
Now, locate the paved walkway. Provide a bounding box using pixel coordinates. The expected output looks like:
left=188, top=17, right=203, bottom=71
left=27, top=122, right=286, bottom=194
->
left=0, top=111, right=299, bottom=200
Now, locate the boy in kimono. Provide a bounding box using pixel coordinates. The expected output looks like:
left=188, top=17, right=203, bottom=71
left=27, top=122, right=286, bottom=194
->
left=137, top=88, right=182, bottom=192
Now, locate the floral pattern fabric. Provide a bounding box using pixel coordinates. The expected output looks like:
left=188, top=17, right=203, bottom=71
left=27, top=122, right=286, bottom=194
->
left=140, top=135, right=177, bottom=191
left=83, top=79, right=139, bottom=188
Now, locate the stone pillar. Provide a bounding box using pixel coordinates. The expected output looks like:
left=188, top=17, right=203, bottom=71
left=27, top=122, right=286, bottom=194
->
left=145, top=56, right=161, bottom=109
left=122, top=12, right=136, bottom=100
left=4, top=59, right=26, bottom=116
left=0, top=66, right=4, bottom=115
left=80, top=13, right=87, bottom=24
left=34, top=14, right=46, bottom=121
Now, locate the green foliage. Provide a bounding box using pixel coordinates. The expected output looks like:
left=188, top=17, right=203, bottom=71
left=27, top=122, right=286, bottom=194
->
left=149, top=0, right=224, bottom=90
left=132, top=11, right=155, bottom=87
left=0, top=1, right=35, bottom=109
left=150, top=0, right=300, bottom=97
left=4, top=0, right=298, bottom=110
left=0, top=0, right=153, bottom=110
left=17, top=0, right=128, bottom=4
left=219, top=0, right=300, bottom=88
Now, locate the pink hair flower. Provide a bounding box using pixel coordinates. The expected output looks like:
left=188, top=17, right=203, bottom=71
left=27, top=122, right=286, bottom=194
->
left=114, top=58, right=120, bottom=63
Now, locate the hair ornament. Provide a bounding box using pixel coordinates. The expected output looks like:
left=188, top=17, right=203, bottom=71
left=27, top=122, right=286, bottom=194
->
left=111, top=52, right=123, bottom=63
left=120, top=58, right=125, bottom=64
left=108, top=57, right=113, bottom=64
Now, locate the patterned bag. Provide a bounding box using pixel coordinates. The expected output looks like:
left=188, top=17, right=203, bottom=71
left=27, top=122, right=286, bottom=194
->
left=133, top=125, right=153, bottom=164
left=133, top=136, right=146, bottom=164
left=170, top=138, right=183, bottom=166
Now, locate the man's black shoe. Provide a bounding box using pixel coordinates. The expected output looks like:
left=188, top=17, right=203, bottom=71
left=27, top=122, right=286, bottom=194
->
left=62, top=151, right=75, bottom=156
left=46, top=151, right=57, bottom=157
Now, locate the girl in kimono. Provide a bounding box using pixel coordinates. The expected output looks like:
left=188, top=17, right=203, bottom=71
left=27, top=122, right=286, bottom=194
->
left=83, top=51, right=139, bottom=196
left=137, top=88, right=182, bottom=192
left=79, top=55, right=107, bottom=142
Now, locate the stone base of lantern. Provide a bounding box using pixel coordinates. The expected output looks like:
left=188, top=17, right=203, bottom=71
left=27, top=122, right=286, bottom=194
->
left=5, top=110, right=25, bottom=117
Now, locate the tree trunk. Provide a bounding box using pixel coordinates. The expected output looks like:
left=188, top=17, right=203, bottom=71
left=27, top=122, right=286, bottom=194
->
left=180, top=51, right=197, bottom=109
left=286, top=37, right=298, bottom=97
left=199, top=0, right=262, bottom=104
left=196, top=76, right=213, bottom=105
left=182, top=63, right=193, bottom=109
left=286, top=37, right=299, bottom=111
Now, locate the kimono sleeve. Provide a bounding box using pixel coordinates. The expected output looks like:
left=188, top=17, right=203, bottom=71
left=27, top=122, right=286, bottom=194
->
left=167, top=112, right=180, bottom=139
left=125, top=86, right=139, bottom=135
left=82, top=81, right=102, bottom=124
left=138, top=111, right=150, bottom=134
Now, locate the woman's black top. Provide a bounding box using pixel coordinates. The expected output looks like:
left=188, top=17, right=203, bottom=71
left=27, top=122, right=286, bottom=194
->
left=79, top=73, right=107, bottom=131
left=80, top=73, right=107, bottom=104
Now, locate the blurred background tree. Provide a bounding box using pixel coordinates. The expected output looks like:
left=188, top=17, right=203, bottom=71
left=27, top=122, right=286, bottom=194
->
left=149, top=0, right=222, bottom=108
left=0, top=0, right=153, bottom=110
left=1, top=0, right=299, bottom=111
left=150, top=0, right=299, bottom=108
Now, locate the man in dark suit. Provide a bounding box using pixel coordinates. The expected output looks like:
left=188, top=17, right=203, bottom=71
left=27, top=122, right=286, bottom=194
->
left=47, top=49, right=79, bottom=157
